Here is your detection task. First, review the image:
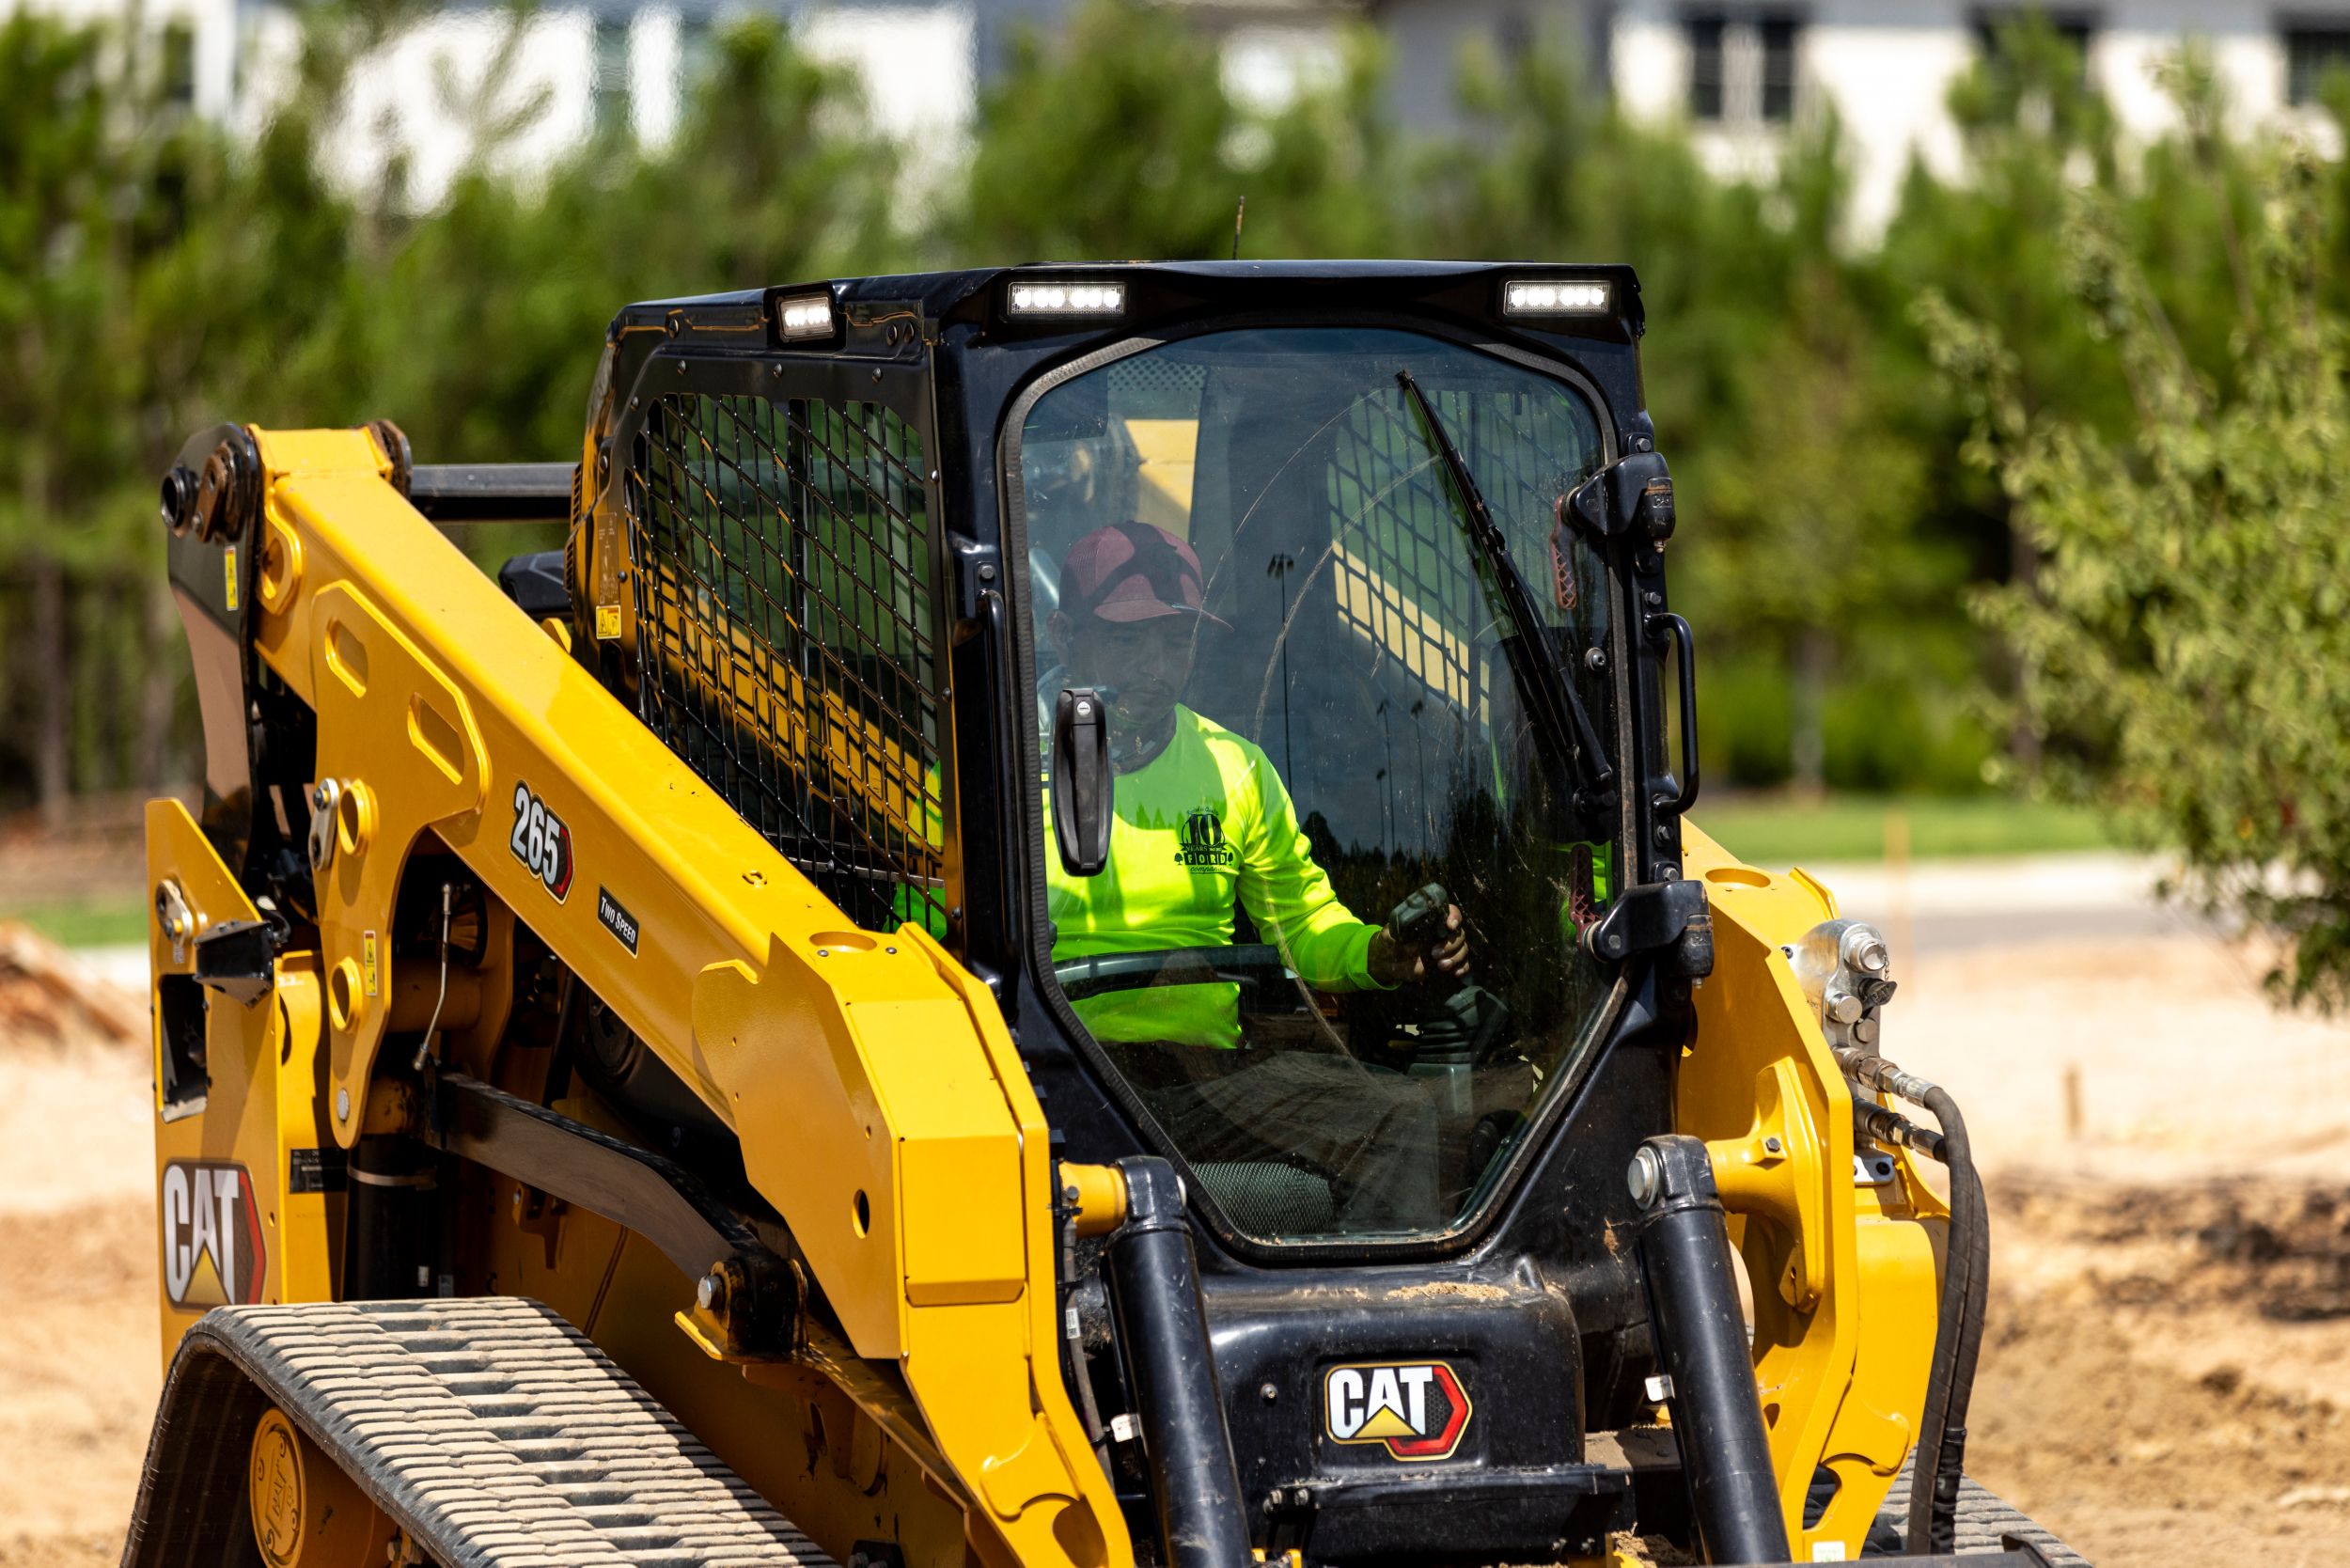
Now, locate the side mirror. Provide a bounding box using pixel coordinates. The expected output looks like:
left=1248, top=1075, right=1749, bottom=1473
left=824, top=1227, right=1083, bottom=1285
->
left=1053, top=686, right=1114, bottom=875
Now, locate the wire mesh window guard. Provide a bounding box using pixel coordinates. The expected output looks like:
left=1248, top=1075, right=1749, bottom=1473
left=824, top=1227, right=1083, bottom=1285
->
left=628, top=392, right=948, bottom=936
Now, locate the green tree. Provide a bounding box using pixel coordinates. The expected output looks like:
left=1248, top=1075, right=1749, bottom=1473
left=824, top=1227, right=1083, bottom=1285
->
left=1926, top=146, right=2350, bottom=1005
left=0, top=16, right=161, bottom=821
left=950, top=0, right=1401, bottom=264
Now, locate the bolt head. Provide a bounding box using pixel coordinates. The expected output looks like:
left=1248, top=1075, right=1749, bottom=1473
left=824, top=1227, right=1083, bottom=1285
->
left=1826, top=991, right=1862, bottom=1025
left=1842, top=925, right=1891, bottom=976
left=697, top=1272, right=722, bottom=1309
left=1627, top=1145, right=1664, bottom=1209
left=1260, top=1380, right=1278, bottom=1403
left=1763, top=1135, right=1783, bottom=1155
left=335, top=1088, right=350, bottom=1121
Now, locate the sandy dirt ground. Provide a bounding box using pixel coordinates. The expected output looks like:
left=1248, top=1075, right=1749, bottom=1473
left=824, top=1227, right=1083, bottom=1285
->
left=6, top=908, right=2350, bottom=1567
left=0, top=1036, right=160, bottom=1568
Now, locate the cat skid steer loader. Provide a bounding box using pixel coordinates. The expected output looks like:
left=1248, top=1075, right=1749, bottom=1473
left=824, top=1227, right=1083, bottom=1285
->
left=131, top=261, right=2085, bottom=1568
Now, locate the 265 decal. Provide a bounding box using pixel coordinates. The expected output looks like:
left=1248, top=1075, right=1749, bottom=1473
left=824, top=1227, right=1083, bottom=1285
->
left=509, top=781, right=574, bottom=902
left=162, top=1160, right=266, bottom=1310
left=1324, top=1360, right=1473, bottom=1460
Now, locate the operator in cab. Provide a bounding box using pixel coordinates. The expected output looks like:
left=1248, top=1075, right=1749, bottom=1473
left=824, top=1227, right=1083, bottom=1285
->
left=1043, top=522, right=1470, bottom=1228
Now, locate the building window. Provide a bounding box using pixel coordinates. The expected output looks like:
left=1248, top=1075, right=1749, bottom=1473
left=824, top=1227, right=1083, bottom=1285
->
left=2286, top=26, right=2350, bottom=105
left=592, top=15, right=632, bottom=137
left=1758, top=15, right=1798, bottom=121
left=1687, top=14, right=1726, bottom=120
left=160, top=21, right=196, bottom=110
left=1970, top=8, right=2096, bottom=86
left=1684, top=10, right=1801, bottom=125
left=678, top=14, right=720, bottom=101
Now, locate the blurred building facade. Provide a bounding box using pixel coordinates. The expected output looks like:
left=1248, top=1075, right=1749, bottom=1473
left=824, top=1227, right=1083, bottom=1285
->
left=11, top=0, right=2350, bottom=226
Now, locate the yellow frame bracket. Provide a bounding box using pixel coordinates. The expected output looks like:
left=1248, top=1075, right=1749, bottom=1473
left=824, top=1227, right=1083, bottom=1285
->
left=1677, top=824, right=1943, bottom=1560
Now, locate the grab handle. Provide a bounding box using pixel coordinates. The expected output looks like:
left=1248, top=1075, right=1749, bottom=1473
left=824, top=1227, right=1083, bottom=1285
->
left=1647, top=611, right=1700, bottom=816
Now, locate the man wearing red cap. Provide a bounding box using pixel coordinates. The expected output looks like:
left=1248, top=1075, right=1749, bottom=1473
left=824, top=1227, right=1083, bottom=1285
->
left=1043, top=523, right=1468, bottom=1226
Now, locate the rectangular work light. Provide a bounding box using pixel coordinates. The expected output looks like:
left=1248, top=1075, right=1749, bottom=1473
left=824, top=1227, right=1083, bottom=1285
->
left=1502, top=279, right=1612, bottom=317
left=1007, top=281, right=1126, bottom=317
left=776, top=293, right=838, bottom=339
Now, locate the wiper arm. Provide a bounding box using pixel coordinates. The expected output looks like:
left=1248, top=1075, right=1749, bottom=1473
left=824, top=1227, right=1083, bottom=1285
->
left=1394, top=370, right=1615, bottom=800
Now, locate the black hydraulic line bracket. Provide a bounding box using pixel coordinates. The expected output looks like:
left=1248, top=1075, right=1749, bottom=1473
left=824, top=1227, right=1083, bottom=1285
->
left=428, top=1072, right=799, bottom=1356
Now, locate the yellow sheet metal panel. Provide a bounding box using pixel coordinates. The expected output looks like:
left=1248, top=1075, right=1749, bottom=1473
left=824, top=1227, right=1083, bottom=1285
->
left=147, top=800, right=340, bottom=1366
left=855, top=998, right=1027, bottom=1309
left=697, top=955, right=908, bottom=1358
left=908, top=933, right=1134, bottom=1568
left=1811, top=1213, right=1940, bottom=1547
left=1677, top=815, right=1941, bottom=1560
left=583, top=1232, right=975, bottom=1568
left=308, top=580, right=490, bottom=1132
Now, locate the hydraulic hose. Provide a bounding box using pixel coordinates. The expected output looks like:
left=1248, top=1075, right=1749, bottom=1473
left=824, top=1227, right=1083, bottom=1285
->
left=1905, top=1084, right=1989, bottom=1557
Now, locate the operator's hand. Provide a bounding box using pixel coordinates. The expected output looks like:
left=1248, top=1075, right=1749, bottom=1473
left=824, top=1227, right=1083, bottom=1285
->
left=1368, top=902, right=1471, bottom=988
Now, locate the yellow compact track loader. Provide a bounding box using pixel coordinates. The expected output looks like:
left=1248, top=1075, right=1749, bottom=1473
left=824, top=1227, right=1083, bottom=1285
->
left=132, top=262, right=2084, bottom=1568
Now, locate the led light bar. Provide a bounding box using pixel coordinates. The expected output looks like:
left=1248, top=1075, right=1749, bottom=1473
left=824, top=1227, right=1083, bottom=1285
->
left=1502, top=279, right=1612, bottom=317
left=1007, top=281, right=1126, bottom=317
left=776, top=293, right=837, bottom=339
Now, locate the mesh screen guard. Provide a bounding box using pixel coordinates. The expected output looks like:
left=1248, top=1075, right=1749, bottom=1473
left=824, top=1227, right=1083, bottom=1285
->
left=625, top=390, right=950, bottom=936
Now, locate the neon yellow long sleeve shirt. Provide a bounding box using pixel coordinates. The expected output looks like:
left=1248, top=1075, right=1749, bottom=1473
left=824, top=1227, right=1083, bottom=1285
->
left=1046, top=705, right=1386, bottom=1049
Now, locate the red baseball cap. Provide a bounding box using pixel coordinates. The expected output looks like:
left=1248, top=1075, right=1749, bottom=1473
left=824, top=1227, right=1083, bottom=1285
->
left=1058, top=523, right=1230, bottom=627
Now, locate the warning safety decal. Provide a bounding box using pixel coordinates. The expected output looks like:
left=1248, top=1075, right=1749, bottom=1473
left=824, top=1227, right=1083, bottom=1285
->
left=1324, top=1360, right=1473, bottom=1461
left=162, top=1159, right=267, bottom=1310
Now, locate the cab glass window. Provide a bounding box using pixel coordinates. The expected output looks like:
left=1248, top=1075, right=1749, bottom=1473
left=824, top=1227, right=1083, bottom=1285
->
left=1018, top=326, right=1623, bottom=1244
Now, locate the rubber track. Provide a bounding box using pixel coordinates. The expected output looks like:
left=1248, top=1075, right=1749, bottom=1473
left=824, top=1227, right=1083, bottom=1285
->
left=124, top=1296, right=838, bottom=1568
left=1872, top=1459, right=2092, bottom=1565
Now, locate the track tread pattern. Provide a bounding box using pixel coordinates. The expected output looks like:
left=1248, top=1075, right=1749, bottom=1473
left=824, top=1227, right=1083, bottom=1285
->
left=1945, top=1477, right=2091, bottom=1566
left=1871, top=1460, right=2092, bottom=1565
left=171, top=1296, right=835, bottom=1568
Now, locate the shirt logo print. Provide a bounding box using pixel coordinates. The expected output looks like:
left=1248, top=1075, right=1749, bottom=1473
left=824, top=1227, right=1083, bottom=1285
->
left=1173, top=808, right=1236, bottom=870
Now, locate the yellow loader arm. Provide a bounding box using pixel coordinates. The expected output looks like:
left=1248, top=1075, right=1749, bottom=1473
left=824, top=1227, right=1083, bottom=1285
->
left=145, top=425, right=1127, bottom=1568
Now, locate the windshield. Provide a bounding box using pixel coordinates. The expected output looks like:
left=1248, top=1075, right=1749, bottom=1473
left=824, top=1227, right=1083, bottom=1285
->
left=1017, top=326, right=1625, bottom=1245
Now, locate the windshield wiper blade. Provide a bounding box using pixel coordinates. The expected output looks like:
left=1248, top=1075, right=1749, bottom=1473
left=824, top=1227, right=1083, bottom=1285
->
left=1393, top=369, right=1615, bottom=799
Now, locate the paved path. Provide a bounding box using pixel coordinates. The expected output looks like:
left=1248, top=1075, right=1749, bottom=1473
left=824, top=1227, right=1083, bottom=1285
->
left=1753, top=852, right=2210, bottom=957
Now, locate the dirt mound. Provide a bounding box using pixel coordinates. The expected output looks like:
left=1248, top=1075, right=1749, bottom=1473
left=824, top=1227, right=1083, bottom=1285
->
left=1969, top=1177, right=2350, bottom=1565
left=0, top=923, right=144, bottom=1051
left=2046, top=1179, right=2350, bottom=1323
left=0, top=1200, right=158, bottom=1568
